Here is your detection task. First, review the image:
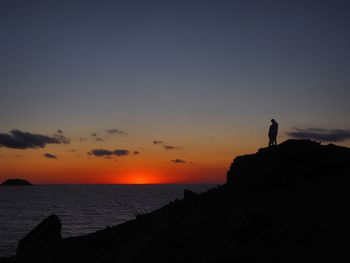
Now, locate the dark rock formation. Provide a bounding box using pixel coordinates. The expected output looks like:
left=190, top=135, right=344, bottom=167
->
left=227, top=139, right=350, bottom=187
left=16, top=215, right=61, bottom=263
left=1, top=140, right=350, bottom=262
left=183, top=189, right=199, bottom=200
left=1, top=179, right=32, bottom=186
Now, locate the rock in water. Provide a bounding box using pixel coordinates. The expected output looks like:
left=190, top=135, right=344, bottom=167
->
left=16, top=215, right=61, bottom=262
left=1, top=179, right=32, bottom=186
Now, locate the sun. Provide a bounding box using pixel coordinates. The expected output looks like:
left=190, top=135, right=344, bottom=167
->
left=132, top=176, right=148, bottom=184
left=113, top=171, right=157, bottom=184
left=126, top=170, right=167, bottom=184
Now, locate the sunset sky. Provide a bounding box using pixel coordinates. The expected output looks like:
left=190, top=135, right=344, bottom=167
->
left=1, top=0, right=350, bottom=184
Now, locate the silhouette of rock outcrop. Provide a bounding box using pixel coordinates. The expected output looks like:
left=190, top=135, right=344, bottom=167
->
left=1, top=140, right=349, bottom=263
left=183, top=189, right=199, bottom=200
left=227, top=139, right=350, bottom=191
left=16, top=215, right=61, bottom=262
left=1, top=179, right=32, bottom=186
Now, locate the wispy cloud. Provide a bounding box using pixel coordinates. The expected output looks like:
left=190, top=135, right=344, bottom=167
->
left=90, top=132, right=106, bottom=142
left=171, top=159, right=186, bottom=164
left=164, top=145, right=181, bottom=150
left=153, top=140, right=181, bottom=150
left=44, top=153, right=58, bottom=159
left=286, top=128, right=350, bottom=142
left=106, top=129, right=127, bottom=135
left=0, top=129, right=70, bottom=149
left=91, top=132, right=98, bottom=137
left=90, top=128, right=127, bottom=142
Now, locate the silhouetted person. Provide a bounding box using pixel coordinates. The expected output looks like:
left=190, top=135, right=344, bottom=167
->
left=268, top=119, right=278, bottom=146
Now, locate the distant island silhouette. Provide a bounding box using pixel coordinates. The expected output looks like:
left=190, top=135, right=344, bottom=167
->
left=1, top=139, right=349, bottom=262
left=1, top=179, right=32, bottom=186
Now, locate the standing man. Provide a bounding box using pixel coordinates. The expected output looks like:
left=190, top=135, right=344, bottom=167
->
left=268, top=119, right=278, bottom=146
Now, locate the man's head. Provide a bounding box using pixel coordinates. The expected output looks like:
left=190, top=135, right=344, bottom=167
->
left=271, top=119, right=275, bottom=123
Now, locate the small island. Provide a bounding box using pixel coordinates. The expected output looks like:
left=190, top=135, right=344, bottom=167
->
left=1, top=179, right=33, bottom=186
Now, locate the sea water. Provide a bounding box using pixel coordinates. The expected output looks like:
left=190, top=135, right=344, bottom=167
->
left=0, top=184, right=214, bottom=257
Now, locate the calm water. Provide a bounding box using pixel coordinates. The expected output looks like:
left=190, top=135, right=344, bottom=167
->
left=0, top=184, right=214, bottom=257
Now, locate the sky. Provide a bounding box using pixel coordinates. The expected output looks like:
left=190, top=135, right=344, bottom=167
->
left=1, top=0, right=350, bottom=184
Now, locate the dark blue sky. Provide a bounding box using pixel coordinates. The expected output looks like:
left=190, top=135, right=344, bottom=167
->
left=1, top=0, right=350, bottom=144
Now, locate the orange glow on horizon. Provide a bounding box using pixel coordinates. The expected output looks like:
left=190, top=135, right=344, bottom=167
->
left=110, top=169, right=180, bottom=184
left=0, top=165, right=226, bottom=185
left=0, top=136, right=234, bottom=185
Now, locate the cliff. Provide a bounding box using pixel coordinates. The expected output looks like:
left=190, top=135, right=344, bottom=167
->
left=1, top=140, right=349, bottom=263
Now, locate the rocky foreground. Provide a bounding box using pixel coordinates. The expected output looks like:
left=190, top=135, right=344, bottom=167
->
left=1, top=139, right=349, bottom=263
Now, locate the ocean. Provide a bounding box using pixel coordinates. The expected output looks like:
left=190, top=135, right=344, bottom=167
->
left=0, top=184, right=215, bottom=257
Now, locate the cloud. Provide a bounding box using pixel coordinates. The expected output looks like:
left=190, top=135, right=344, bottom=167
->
left=113, top=149, right=129, bottom=156
left=134, top=151, right=140, bottom=155
left=106, top=129, right=127, bottom=135
left=44, top=153, right=58, bottom=159
left=153, top=140, right=181, bottom=150
left=90, top=132, right=106, bottom=141
left=89, top=149, right=113, bottom=156
left=286, top=128, right=350, bottom=142
left=164, top=145, right=181, bottom=150
left=88, top=148, right=130, bottom=157
left=90, top=129, right=126, bottom=142
left=53, top=134, right=70, bottom=144
left=171, top=159, right=186, bottom=164
left=0, top=129, right=70, bottom=149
